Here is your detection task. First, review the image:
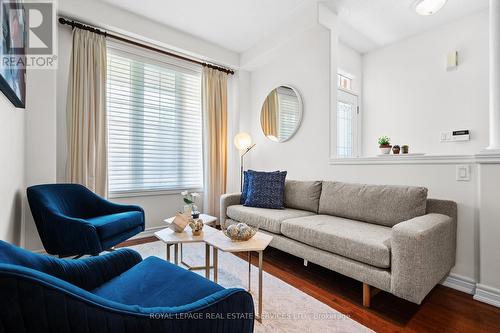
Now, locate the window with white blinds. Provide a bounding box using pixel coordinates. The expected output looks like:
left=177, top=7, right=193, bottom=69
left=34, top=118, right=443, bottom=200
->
left=106, top=44, right=203, bottom=195
left=277, top=87, right=300, bottom=139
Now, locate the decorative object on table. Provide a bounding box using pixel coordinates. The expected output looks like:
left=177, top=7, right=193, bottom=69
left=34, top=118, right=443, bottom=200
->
left=0, top=0, right=26, bottom=108
left=189, top=218, right=204, bottom=236
left=260, top=85, right=303, bottom=143
left=234, top=132, right=256, bottom=191
left=181, top=191, right=200, bottom=218
left=243, top=170, right=287, bottom=209
left=401, top=144, right=409, bottom=154
left=392, top=145, right=400, bottom=154
left=222, top=222, right=258, bottom=241
left=378, top=136, right=392, bottom=154
left=158, top=213, right=218, bottom=271
left=169, top=212, right=191, bottom=233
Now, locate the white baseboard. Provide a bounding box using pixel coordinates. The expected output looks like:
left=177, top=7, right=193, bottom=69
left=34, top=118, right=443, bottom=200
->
left=474, top=284, right=500, bottom=308
left=441, top=273, right=476, bottom=294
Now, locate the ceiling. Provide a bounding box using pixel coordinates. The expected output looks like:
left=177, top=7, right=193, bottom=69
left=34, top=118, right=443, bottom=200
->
left=99, top=0, right=307, bottom=53
left=330, top=0, right=489, bottom=53
left=99, top=0, right=489, bottom=54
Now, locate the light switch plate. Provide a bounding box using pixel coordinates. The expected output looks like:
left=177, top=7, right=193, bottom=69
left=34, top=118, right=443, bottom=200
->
left=456, top=165, right=470, bottom=181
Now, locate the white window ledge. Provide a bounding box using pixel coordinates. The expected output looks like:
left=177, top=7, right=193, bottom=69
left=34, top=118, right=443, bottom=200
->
left=329, top=153, right=500, bottom=165
left=109, top=188, right=203, bottom=199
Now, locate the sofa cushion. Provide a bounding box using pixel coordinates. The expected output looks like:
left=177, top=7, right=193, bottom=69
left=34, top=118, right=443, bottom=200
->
left=87, top=211, right=144, bottom=240
left=318, top=181, right=428, bottom=227
left=92, top=256, right=224, bottom=307
left=284, top=180, right=322, bottom=213
left=281, top=215, right=392, bottom=268
left=226, top=205, right=314, bottom=234
left=244, top=171, right=287, bottom=209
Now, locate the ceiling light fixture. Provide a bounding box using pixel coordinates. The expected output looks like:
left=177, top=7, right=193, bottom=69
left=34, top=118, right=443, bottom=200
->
left=413, top=0, right=448, bottom=16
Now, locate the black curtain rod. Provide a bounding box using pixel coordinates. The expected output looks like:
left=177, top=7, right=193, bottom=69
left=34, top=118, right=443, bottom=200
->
left=58, top=17, right=235, bottom=75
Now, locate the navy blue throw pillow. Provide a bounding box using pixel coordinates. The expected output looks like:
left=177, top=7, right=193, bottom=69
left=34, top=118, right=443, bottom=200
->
left=244, top=171, right=287, bottom=209
left=240, top=170, right=253, bottom=204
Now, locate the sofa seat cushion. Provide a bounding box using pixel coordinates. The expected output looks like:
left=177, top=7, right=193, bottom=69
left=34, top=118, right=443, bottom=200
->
left=92, top=256, right=224, bottom=307
left=281, top=215, right=392, bottom=268
left=87, top=211, right=144, bottom=240
left=226, top=205, right=314, bottom=234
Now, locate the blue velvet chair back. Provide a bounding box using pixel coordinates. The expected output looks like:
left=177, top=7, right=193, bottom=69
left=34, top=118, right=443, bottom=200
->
left=27, top=183, right=145, bottom=256
left=0, top=239, right=52, bottom=272
left=28, top=183, right=106, bottom=219
left=0, top=241, right=255, bottom=333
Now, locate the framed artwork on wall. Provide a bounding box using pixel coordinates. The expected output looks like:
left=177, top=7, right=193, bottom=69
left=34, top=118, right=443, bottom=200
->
left=0, top=0, right=26, bottom=108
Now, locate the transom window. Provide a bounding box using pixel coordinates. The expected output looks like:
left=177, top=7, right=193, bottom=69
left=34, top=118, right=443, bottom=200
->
left=106, top=43, right=203, bottom=195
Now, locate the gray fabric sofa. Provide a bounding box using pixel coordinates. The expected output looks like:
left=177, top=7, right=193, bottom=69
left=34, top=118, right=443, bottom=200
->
left=220, top=180, right=457, bottom=306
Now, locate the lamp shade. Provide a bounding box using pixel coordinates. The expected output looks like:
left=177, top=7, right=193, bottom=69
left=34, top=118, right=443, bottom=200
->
left=234, top=132, right=252, bottom=150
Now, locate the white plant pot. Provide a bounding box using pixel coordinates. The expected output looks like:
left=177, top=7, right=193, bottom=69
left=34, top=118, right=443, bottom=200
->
left=379, top=147, right=391, bottom=154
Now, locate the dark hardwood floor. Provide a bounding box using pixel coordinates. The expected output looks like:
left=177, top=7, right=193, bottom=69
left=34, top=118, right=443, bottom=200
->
left=118, top=237, right=500, bottom=333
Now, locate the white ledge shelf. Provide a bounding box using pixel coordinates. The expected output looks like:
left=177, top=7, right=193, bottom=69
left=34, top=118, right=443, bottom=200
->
left=328, top=154, right=500, bottom=165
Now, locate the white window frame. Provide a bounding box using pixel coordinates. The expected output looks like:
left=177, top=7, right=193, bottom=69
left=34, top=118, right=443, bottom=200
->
left=106, top=41, right=204, bottom=198
left=336, top=87, right=360, bottom=158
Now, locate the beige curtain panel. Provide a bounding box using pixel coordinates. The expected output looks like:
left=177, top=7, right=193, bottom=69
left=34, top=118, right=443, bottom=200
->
left=67, top=29, right=108, bottom=197
left=260, top=89, right=279, bottom=138
left=202, top=67, right=228, bottom=218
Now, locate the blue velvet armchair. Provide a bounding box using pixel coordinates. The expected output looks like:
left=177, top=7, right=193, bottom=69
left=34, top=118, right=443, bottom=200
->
left=27, top=184, right=145, bottom=257
left=0, top=241, right=255, bottom=333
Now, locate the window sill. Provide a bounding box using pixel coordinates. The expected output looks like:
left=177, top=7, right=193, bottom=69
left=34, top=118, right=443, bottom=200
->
left=329, top=154, right=476, bottom=165
left=109, top=188, right=203, bottom=199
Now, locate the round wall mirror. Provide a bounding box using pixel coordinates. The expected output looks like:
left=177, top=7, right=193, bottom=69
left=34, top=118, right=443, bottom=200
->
left=260, top=85, right=302, bottom=142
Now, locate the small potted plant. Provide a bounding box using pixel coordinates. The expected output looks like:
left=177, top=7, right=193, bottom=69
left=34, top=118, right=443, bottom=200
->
left=392, top=145, right=400, bottom=154
left=378, top=136, right=392, bottom=154
left=401, top=145, right=409, bottom=154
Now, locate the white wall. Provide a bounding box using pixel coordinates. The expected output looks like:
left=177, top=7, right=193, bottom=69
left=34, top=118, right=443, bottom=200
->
left=338, top=43, right=362, bottom=95
left=248, top=25, right=331, bottom=177
left=241, top=6, right=483, bottom=288
left=23, top=66, right=57, bottom=251
left=0, top=91, right=24, bottom=245
left=362, top=10, right=489, bottom=156
left=58, top=0, right=239, bottom=68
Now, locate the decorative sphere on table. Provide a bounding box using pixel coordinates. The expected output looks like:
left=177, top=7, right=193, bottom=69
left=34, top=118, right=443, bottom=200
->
left=223, top=222, right=257, bottom=241
left=226, top=224, right=239, bottom=238
left=238, top=225, right=252, bottom=239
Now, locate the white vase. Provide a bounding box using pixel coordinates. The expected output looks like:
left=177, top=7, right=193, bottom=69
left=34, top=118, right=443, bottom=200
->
left=380, top=147, right=391, bottom=154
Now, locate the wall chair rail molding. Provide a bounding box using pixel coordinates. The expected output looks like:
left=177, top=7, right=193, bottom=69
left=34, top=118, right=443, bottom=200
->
left=329, top=154, right=476, bottom=165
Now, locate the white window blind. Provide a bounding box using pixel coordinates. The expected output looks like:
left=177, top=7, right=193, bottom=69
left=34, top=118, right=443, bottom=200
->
left=277, top=87, right=300, bottom=139
left=107, top=44, right=203, bottom=195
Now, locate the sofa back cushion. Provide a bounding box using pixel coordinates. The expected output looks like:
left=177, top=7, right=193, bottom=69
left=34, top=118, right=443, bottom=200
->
left=318, top=181, right=428, bottom=227
left=284, top=180, right=323, bottom=213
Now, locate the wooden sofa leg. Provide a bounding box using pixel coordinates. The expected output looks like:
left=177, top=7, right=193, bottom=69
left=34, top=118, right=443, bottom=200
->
left=363, top=283, right=371, bottom=307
